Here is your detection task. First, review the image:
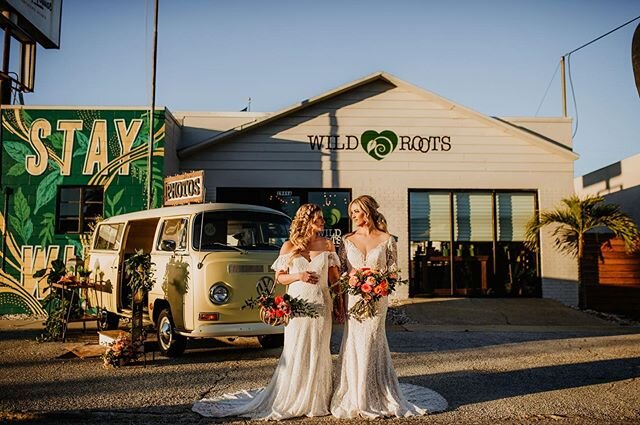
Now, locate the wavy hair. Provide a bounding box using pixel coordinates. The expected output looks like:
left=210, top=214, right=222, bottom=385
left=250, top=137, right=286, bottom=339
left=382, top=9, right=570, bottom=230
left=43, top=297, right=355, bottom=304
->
left=289, top=203, right=322, bottom=259
left=349, top=195, right=388, bottom=233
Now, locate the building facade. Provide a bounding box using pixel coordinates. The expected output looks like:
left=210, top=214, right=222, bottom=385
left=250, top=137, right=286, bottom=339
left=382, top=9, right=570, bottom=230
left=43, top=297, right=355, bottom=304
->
left=0, top=73, right=580, bottom=314
left=174, top=72, right=579, bottom=305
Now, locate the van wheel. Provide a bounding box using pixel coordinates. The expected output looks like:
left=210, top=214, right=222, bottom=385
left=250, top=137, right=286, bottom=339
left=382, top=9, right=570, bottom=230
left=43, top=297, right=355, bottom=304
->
left=258, top=334, right=284, bottom=348
left=99, top=310, right=120, bottom=330
left=156, top=308, right=187, bottom=357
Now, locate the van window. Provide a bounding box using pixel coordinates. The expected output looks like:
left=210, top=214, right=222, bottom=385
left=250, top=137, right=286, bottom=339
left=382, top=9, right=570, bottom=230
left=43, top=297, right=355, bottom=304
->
left=94, top=223, right=124, bottom=250
left=157, top=218, right=188, bottom=251
left=193, top=211, right=290, bottom=251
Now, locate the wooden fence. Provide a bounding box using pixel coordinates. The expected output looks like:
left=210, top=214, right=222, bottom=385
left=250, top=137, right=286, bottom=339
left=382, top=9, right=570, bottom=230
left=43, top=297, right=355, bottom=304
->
left=582, top=233, right=640, bottom=318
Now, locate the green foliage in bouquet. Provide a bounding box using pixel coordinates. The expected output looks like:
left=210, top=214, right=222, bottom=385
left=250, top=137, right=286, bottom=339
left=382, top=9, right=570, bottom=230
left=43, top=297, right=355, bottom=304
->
left=243, top=292, right=318, bottom=326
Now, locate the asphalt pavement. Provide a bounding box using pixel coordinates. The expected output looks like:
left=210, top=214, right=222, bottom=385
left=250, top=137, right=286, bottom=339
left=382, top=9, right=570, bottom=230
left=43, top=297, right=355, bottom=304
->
left=1, top=297, right=639, bottom=425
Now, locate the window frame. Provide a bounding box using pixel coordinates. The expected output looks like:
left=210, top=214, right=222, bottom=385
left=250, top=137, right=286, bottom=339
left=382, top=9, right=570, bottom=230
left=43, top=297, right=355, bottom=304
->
left=56, top=185, right=104, bottom=234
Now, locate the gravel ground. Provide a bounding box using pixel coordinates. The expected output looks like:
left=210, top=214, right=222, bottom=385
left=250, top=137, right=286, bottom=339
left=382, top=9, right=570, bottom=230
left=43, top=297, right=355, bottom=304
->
left=1, top=319, right=639, bottom=425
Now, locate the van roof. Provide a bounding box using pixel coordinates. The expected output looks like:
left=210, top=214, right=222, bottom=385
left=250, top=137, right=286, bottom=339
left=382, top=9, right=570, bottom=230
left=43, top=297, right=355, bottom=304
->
left=100, top=203, right=289, bottom=223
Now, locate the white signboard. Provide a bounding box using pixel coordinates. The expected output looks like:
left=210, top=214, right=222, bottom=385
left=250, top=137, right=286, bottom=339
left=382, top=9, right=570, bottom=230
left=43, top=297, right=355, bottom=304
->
left=5, top=0, right=62, bottom=48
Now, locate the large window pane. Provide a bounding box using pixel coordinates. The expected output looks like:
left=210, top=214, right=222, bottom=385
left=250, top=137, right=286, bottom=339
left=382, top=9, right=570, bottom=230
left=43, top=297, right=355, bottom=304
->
left=497, top=193, right=536, bottom=241
left=410, top=192, right=450, bottom=241
left=454, top=192, right=492, bottom=242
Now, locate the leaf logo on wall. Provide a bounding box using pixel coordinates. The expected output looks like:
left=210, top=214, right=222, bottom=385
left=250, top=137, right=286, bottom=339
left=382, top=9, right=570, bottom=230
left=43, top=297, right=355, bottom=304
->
left=360, top=130, right=398, bottom=161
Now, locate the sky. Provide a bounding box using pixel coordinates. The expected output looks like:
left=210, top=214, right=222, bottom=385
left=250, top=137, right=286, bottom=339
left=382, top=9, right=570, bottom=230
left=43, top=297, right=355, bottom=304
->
left=21, top=0, right=640, bottom=177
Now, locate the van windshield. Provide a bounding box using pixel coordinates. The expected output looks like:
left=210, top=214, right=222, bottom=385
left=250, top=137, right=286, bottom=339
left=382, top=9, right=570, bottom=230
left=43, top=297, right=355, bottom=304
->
left=192, top=211, right=290, bottom=251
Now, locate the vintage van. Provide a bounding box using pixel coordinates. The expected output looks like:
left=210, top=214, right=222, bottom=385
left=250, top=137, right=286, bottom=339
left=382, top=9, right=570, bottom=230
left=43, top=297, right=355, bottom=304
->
left=88, top=203, right=290, bottom=356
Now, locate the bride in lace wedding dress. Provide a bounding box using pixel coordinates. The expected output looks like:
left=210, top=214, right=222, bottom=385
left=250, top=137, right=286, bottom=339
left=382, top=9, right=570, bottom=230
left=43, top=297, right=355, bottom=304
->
left=331, top=195, right=448, bottom=419
left=193, top=204, right=340, bottom=420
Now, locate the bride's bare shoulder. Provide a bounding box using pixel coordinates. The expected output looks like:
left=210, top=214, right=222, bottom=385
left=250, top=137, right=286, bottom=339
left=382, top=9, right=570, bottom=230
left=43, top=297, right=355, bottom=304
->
left=279, top=241, right=294, bottom=255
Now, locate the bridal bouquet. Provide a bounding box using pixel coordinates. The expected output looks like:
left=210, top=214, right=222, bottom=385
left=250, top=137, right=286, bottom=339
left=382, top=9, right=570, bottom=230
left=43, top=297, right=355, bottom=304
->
left=243, top=293, right=318, bottom=326
left=338, top=267, right=407, bottom=320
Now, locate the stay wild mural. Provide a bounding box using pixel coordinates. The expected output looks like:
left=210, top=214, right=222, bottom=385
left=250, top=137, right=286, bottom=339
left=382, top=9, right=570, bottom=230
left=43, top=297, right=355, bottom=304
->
left=0, top=108, right=166, bottom=314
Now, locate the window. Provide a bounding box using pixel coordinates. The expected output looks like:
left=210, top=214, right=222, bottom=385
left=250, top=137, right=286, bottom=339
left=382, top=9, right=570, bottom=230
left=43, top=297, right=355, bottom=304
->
left=157, top=218, right=188, bottom=251
left=93, top=223, right=124, bottom=250
left=57, top=186, right=104, bottom=234
left=192, top=211, right=290, bottom=251
left=409, top=189, right=540, bottom=297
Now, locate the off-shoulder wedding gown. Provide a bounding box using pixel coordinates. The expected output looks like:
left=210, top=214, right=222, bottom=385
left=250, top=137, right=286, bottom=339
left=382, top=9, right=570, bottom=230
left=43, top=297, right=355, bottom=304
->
left=193, top=251, right=339, bottom=420
left=330, top=236, right=448, bottom=418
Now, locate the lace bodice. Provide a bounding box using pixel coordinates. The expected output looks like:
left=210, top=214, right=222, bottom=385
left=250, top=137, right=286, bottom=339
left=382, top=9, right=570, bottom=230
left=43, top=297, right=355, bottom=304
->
left=339, top=236, right=397, bottom=273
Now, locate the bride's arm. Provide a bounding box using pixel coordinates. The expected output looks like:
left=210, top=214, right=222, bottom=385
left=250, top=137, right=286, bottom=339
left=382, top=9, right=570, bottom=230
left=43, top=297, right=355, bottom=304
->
left=386, top=235, right=398, bottom=271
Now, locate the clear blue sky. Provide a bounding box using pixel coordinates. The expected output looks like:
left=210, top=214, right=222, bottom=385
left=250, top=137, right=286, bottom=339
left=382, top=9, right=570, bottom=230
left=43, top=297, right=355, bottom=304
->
left=25, top=0, right=640, bottom=177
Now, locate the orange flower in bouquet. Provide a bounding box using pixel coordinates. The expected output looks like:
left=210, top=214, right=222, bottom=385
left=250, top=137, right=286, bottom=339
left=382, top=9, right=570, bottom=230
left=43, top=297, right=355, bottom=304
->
left=338, top=267, right=407, bottom=320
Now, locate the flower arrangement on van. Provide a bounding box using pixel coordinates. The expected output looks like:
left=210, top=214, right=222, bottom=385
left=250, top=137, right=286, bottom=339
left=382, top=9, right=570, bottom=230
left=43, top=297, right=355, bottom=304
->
left=338, top=267, right=407, bottom=320
left=102, top=331, right=143, bottom=368
left=243, top=293, right=318, bottom=326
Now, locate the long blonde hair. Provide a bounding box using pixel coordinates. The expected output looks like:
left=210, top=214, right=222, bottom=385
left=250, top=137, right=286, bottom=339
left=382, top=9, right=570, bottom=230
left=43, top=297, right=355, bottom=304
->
left=289, top=203, right=322, bottom=258
left=349, top=195, right=387, bottom=233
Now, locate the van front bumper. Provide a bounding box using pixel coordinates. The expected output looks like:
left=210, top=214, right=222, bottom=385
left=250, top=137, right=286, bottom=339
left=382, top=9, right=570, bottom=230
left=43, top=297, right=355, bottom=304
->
left=179, top=322, right=284, bottom=338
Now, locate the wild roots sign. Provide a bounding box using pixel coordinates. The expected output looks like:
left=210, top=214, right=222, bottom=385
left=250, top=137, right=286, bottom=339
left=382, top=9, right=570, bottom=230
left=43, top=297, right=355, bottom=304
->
left=307, top=130, right=452, bottom=161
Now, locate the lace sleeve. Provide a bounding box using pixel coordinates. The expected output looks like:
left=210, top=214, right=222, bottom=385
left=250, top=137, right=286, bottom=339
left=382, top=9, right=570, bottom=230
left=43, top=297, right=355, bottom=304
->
left=338, top=238, right=349, bottom=274
left=386, top=236, right=398, bottom=271
left=270, top=254, right=291, bottom=272
left=328, top=252, right=340, bottom=268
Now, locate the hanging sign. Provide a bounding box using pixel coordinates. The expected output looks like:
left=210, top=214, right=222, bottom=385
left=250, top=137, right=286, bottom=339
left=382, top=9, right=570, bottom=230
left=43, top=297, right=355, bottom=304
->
left=164, top=170, right=205, bottom=206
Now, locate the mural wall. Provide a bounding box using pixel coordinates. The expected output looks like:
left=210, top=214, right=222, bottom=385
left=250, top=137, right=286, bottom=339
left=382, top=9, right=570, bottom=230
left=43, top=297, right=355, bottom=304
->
left=0, top=108, right=166, bottom=314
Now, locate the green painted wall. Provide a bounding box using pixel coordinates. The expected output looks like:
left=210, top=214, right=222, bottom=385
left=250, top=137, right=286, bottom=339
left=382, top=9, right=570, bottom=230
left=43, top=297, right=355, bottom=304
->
left=0, top=108, right=166, bottom=315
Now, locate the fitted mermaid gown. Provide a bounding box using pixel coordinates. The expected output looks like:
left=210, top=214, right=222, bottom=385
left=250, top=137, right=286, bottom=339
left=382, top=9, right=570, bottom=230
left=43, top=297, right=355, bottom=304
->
left=192, top=251, right=339, bottom=420
left=330, top=236, right=448, bottom=418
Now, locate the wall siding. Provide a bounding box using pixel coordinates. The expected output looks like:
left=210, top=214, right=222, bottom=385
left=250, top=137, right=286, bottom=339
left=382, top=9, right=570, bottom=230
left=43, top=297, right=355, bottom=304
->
left=180, top=80, right=578, bottom=304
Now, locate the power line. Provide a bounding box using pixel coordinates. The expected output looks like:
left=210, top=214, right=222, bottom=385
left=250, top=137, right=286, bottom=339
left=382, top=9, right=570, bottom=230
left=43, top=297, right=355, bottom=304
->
left=565, top=15, right=640, bottom=56
left=560, top=14, right=640, bottom=137
left=535, top=61, right=560, bottom=116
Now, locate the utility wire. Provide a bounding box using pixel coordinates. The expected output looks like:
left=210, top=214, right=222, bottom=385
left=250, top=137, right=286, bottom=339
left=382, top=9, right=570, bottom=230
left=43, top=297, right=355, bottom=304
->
left=561, top=14, right=640, bottom=137
left=535, top=61, right=560, bottom=116
left=567, top=54, right=579, bottom=138
left=564, top=14, right=640, bottom=56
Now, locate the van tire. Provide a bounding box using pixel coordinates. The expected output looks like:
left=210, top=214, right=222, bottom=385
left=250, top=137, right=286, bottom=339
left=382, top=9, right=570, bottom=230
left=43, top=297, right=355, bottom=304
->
left=258, top=334, right=284, bottom=348
left=99, top=310, right=120, bottom=330
left=156, top=308, right=187, bottom=357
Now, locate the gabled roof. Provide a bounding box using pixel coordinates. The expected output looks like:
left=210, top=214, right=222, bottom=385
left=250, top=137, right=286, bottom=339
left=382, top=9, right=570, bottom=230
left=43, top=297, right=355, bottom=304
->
left=178, top=71, right=577, bottom=160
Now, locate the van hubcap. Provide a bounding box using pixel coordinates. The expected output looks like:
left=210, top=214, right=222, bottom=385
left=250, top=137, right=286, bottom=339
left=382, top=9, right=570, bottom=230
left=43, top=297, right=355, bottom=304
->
left=159, top=317, right=173, bottom=348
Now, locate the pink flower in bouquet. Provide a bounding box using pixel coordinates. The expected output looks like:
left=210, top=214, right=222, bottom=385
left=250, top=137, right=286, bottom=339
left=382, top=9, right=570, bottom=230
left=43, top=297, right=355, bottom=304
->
left=389, top=273, right=398, bottom=280
left=361, top=283, right=373, bottom=293
left=348, top=275, right=360, bottom=287
left=366, top=276, right=376, bottom=286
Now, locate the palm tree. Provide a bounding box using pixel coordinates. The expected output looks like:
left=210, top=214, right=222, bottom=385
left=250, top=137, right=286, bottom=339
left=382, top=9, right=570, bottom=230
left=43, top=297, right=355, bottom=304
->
left=525, top=195, right=639, bottom=309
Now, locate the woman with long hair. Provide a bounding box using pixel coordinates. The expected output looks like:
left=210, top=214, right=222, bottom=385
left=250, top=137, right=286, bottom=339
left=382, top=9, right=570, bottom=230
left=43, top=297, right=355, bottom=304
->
left=193, top=203, right=340, bottom=420
left=330, top=195, right=447, bottom=418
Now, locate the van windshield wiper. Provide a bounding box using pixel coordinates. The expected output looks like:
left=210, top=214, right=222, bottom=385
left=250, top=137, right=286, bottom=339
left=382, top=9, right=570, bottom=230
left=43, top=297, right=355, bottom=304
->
left=197, top=243, right=248, bottom=269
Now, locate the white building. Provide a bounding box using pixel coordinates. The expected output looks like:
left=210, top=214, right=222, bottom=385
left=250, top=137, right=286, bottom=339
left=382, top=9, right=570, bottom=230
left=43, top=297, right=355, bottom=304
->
left=169, top=72, right=578, bottom=305
left=575, top=152, right=640, bottom=225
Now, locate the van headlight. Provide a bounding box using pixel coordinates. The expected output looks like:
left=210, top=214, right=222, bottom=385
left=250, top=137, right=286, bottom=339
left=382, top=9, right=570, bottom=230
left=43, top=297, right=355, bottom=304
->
left=209, top=284, right=230, bottom=304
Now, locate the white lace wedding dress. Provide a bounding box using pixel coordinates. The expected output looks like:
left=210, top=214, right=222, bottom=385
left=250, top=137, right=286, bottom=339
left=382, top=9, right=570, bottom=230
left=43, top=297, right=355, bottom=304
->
left=330, top=236, right=448, bottom=418
left=192, top=250, right=339, bottom=420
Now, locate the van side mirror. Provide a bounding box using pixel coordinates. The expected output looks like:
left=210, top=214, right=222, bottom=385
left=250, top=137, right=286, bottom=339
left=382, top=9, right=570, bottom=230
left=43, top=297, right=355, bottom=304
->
left=160, top=240, right=177, bottom=252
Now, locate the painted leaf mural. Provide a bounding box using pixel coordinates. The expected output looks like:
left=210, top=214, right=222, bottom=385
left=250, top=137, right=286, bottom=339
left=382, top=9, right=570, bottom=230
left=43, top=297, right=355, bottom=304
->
left=0, top=107, right=166, bottom=314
